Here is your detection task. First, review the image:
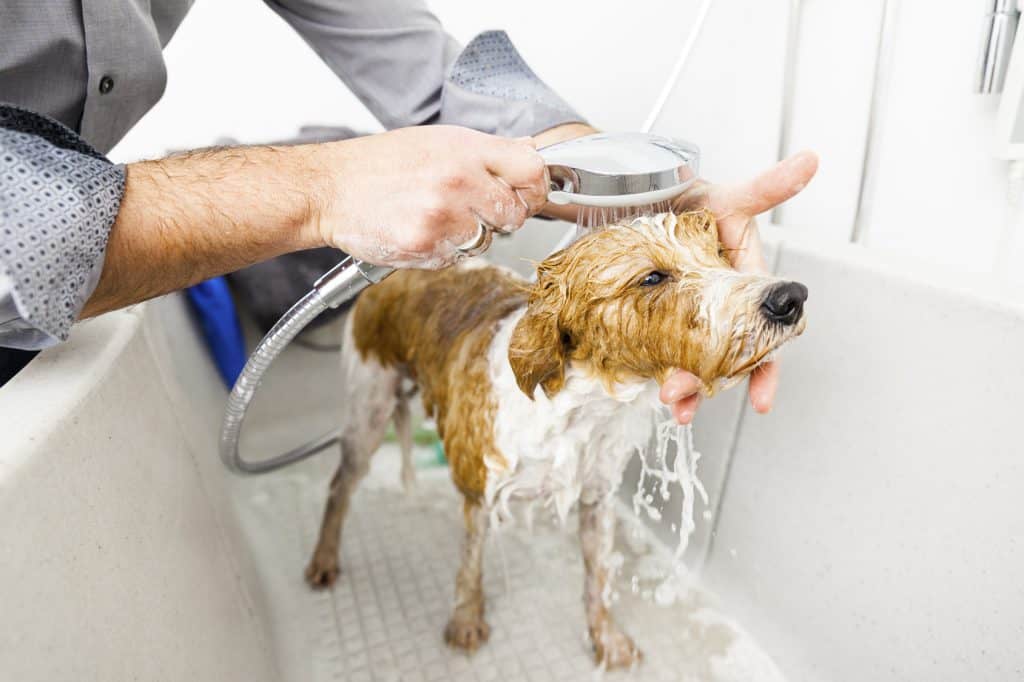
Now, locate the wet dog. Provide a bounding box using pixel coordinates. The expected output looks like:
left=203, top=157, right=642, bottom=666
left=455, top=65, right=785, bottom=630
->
left=304, top=211, right=807, bottom=668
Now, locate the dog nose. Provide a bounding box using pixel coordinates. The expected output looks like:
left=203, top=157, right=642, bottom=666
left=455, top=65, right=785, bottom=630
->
left=761, top=281, right=808, bottom=326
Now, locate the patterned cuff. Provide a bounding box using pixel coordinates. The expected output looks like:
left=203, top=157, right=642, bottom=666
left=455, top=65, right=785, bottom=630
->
left=441, top=30, right=586, bottom=138
left=0, top=105, right=125, bottom=349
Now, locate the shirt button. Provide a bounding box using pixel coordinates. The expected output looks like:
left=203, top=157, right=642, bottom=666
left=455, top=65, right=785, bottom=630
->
left=98, top=76, right=115, bottom=95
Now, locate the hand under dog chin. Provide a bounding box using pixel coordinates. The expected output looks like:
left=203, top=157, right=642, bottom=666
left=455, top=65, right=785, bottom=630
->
left=659, top=346, right=786, bottom=401
left=713, top=349, right=779, bottom=394
left=709, top=322, right=806, bottom=395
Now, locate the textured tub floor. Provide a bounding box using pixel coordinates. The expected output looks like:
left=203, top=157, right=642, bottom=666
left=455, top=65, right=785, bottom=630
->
left=231, top=444, right=786, bottom=682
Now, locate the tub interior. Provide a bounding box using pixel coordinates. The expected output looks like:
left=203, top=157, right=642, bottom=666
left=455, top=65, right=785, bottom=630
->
left=2, top=220, right=1023, bottom=681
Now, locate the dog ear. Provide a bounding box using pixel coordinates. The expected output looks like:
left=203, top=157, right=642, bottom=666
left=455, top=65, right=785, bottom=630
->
left=508, top=306, right=568, bottom=399
left=509, top=248, right=578, bottom=399
left=508, top=258, right=573, bottom=400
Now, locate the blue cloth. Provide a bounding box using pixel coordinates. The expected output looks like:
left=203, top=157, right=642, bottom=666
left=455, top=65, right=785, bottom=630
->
left=185, top=277, right=246, bottom=387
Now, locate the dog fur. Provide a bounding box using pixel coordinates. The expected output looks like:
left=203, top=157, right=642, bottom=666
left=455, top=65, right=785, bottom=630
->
left=304, top=210, right=807, bottom=668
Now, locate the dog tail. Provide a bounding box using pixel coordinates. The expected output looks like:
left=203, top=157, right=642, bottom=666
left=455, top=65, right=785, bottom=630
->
left=393, top=391, right=416, bottom=492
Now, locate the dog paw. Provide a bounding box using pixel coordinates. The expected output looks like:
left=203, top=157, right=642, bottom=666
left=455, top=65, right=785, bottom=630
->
left=592, top=626, right=642, bottom=670
left=304, top=556, right=340, bottom=589
left=444, top=616, right=491, bottom=652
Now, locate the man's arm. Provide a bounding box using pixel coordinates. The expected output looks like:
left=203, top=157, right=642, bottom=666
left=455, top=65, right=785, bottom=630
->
left=87, top=121, right=593, bottom=322
left=81, top=144, right=322, bottom=318
left=1, top=104, right=548, bottom=344
left=83, top=125, right=548, bottom=318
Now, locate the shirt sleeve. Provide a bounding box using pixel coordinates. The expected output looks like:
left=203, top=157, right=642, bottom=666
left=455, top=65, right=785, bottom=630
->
left=0, top=105, right=125, bottom=350
left=264, top=0, right=584, bottom=136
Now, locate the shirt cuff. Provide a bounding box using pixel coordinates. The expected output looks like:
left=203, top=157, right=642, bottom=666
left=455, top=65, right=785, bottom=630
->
left=441, top=30, right=586, bottom=138
left=0, top=106, right=125, bottom=350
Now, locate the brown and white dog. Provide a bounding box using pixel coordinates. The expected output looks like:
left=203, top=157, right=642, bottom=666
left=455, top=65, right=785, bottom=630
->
left=304, top=210, right=807, bottom=668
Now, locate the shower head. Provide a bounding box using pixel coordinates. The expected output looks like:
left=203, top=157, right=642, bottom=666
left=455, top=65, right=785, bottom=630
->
left=540, top=132, right=700, bottom=209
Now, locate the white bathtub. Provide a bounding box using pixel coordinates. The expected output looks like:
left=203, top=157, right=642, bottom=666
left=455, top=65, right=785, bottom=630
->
left=2, top=223, right=1022, bottom=681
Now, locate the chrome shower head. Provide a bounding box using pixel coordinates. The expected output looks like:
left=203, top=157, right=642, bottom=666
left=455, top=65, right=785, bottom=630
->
left=540, top=132, right=700, bottom=209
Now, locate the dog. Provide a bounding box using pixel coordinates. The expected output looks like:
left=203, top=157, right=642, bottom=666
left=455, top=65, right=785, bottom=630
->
left=303, top=210, right=808, bottom=669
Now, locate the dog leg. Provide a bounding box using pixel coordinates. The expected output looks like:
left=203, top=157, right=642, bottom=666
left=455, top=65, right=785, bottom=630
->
left=579, top=497, right=641, bottom=669
left=307, top=324, right=401, bottom=588
left=305, top=437, right=372, bottom=589
left=444, top=498, right=491, bottom=652
left=393, top=394, right=416, bottom=492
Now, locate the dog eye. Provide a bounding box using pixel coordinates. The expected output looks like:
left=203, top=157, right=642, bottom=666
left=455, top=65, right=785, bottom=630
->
left=640, top=271, right=668, bottom=287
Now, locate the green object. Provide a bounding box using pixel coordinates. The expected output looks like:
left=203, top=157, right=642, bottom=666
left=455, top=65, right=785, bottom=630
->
left=413, top=426, right=440, bottom=447
left=383, top=423, right=439, bottom=446
left=382, top=416, right=446, bottom=466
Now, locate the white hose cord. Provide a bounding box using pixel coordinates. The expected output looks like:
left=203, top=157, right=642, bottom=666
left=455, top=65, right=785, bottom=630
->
left=547, top=0, right=715, bottom=258
left=641, top=0, right=716, bottom=135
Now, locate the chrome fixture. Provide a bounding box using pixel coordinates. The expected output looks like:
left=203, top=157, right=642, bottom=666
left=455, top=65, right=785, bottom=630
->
left=977, top=0, right=1020, bottom=94
left=541, top=133, right=699, bottom=208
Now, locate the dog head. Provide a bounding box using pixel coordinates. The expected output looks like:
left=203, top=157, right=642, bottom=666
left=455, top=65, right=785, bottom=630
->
left=508, top=210, right=807, bottom=398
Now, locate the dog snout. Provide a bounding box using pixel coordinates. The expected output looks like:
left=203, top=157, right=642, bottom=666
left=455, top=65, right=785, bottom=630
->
left=761, top=281, right=808, bottom=326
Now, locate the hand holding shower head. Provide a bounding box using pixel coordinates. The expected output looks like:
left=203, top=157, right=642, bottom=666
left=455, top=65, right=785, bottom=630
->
left=220, top=131, right=701, bottom=474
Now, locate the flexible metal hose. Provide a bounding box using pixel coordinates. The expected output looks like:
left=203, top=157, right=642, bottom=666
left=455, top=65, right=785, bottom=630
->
left=219, top=257, right=392, bottom=474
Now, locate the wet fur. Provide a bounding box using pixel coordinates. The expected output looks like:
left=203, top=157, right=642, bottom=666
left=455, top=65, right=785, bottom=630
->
left=305, top=211, right=806, bottom=668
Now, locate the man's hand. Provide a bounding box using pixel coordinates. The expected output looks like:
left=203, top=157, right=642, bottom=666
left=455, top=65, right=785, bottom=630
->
left=660, top=151, right=819, bottom=423
left=315, top=126, right=548, bottom=269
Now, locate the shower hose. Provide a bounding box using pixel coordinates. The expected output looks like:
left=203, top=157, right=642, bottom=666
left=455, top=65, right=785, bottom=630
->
left=219, top=257, right=392, bottom=474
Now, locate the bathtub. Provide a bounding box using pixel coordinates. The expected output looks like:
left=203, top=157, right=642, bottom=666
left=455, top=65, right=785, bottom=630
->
left=2, top=221, right=1022, bottom=681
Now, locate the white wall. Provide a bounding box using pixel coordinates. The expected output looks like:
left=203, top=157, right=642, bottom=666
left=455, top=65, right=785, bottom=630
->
left=111, top=0, right=1024, bottom=295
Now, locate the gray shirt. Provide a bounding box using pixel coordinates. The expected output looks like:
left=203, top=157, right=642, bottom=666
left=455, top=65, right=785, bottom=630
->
left=0, top=0, right=582, bottom=350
